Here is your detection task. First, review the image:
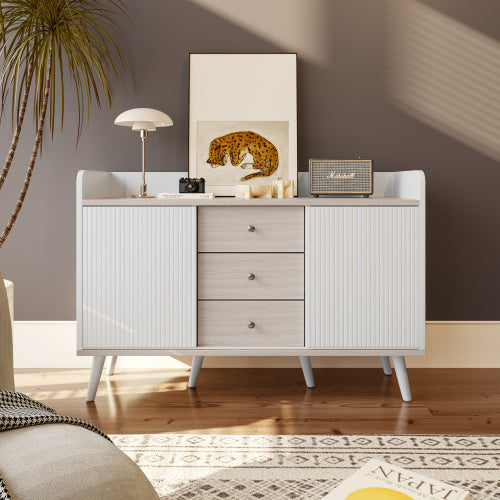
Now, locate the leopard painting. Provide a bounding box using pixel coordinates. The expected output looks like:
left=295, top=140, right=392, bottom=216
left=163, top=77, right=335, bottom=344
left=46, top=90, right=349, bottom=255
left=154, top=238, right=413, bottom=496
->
left=206, top=131, right=279, bottom=181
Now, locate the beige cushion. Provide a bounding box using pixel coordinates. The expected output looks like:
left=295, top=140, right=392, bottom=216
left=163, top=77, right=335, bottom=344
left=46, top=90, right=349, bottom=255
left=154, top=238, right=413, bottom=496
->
left=0, top=272, right=15, bottom=391
left=0, top=424, right=159, bottom=499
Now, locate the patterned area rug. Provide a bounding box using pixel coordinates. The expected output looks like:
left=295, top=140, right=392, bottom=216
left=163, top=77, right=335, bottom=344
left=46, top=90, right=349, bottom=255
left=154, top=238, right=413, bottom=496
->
left=111, top=434, right=500, bottom=499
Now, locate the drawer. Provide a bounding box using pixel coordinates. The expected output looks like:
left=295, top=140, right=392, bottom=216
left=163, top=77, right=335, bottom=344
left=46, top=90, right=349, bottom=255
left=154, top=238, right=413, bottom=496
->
left=198, top=206, right=304, bottom=252
left=198, top=253, right=304, bottom=300
left=198, top=301, right=304, bottom=347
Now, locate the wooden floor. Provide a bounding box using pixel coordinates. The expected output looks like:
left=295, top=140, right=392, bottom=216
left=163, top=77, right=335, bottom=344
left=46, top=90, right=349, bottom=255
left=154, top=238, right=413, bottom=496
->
left=14, top=368, right=500, bottom=435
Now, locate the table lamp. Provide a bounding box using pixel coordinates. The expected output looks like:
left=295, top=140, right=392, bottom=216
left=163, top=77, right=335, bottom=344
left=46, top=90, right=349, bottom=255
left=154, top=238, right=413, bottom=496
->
left=114, top=108, right=173, bottom=198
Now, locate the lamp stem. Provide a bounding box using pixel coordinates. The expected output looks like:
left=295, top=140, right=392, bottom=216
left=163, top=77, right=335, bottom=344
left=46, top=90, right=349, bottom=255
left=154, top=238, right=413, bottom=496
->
left=140, top=129, right=148, bottom=197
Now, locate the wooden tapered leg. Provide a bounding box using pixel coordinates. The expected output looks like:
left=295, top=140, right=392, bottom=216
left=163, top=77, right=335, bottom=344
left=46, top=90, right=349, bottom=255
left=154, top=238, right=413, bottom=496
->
left=106, top=356, right=118, bottom=375
left=299, top=356, right=315, bottom=388
left=188, top=356, right=204, bottom=388
left=392, top=356, right=412, bottom=402
left=86, top=356, right=105, bottom=402
left=380, top=356, right=392, bottom=375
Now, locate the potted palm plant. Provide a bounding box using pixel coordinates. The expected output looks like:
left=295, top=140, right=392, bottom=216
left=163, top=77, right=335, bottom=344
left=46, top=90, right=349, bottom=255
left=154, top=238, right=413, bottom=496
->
left=0, top=0, right=128, bottom=248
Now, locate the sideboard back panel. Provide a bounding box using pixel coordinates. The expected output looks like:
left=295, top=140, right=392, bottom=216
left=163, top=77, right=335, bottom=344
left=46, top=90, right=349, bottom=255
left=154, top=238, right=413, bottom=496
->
left=305, top=206, right=424, bottom=349
left=81, top=206, right=196, bottom=349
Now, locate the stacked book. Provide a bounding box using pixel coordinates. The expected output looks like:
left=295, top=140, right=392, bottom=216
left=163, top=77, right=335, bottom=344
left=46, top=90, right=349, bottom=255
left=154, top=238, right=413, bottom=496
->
left=156, top=192, right=215, bottom=199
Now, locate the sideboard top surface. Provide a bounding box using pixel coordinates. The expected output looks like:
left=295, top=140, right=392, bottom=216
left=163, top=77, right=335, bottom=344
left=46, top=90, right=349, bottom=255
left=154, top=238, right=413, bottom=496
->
left=78, top=170, right=424, bottom=207
left=81, top=197, right=419, bottom=207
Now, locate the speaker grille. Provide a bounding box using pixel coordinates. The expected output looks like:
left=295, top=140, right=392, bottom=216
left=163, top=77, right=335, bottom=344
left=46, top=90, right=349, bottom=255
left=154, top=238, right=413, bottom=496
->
left=310, top=160, right=372, bottom=194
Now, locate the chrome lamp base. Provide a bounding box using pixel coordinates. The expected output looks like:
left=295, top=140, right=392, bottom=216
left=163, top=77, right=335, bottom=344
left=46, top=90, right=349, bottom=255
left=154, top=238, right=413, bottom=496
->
left=131, top=183, right=155, bottom=199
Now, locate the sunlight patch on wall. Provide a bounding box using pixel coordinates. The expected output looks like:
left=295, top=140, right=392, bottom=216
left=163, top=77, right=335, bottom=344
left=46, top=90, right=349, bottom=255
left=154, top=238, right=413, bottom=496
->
left=190, top=0, right=331, bottom=65
left=385, top=0, right=500, bottom=161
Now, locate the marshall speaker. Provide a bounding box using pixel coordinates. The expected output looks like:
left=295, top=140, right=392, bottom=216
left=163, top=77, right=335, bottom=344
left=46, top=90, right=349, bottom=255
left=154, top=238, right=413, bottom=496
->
left=309, top=159, right=373, bottom=197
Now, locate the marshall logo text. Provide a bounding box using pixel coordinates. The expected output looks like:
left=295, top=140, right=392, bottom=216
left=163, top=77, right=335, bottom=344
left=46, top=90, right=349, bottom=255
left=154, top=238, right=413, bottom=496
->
left=328, top=171, right=356, bottom=180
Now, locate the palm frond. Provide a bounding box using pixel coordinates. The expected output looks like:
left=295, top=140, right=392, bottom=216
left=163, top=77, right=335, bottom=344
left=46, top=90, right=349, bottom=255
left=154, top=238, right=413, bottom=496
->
left=0, top=0, right=129, bottom=140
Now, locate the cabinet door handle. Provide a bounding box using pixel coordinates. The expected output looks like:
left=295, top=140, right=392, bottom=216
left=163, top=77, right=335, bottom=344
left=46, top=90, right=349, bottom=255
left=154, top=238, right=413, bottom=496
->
left=247, top=321, right=255, bottom=329
left=248, top=224, right=255, bottom=232
left=248, top=273, right=255, bottom=280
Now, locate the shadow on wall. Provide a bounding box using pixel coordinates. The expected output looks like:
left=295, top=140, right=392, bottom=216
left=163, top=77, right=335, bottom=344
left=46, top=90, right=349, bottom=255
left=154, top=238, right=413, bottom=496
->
left=385, top=0, right=500, bottom=162
left=0, top=0, right=500, bottom=321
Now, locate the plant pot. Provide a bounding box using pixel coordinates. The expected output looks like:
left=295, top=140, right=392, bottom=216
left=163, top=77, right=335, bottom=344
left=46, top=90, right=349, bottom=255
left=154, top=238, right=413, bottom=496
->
left=3, top=279, right=13, bottom=323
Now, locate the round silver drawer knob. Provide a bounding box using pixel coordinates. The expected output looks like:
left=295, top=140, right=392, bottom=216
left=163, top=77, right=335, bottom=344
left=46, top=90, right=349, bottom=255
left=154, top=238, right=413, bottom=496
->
left=248, top=224, right=255, bottom=232
left=248, top=321, right=255, bottom=329
left=248, top=273, right=255, bottom=280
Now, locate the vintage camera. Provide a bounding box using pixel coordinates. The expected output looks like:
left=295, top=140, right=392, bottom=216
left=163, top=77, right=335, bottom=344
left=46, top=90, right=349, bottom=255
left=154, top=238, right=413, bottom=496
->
left=179, top=177, right=205, bottom=193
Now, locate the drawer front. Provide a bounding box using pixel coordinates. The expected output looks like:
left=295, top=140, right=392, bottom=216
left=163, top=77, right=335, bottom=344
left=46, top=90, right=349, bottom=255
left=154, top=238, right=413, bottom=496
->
left=198, top=206, right=304, bottom=252
left=198, top=301, right=304, bottom=347
left=198, top=253, right=304, bottom=300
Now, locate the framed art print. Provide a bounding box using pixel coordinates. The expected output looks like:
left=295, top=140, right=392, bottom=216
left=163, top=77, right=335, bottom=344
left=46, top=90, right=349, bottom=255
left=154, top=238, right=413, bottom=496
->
left=189, top=53, right=297, bottom=196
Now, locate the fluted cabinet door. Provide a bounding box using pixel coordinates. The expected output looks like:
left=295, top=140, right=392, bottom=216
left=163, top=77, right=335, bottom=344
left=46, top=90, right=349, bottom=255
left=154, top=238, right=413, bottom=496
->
left=80, top=206, right=196, bottom=349
left=305, top=206, right=424, bottom=349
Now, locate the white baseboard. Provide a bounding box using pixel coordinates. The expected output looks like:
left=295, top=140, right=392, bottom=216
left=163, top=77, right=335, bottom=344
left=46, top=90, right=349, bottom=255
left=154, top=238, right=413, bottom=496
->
left=13, top=321, right=500, bottom=369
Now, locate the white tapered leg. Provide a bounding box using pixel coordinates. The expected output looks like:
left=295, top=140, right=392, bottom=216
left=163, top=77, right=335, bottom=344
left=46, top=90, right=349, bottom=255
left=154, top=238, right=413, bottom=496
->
left=106, top=356, right=118, bottom=375
left=188, top=356, right=204, bottom=388
left=380, top=356, right=392, bottom=375
left=86, top=356, right=105, bottom=402
left=299, top=356, right=315, bottom=388
left=392, top=356, right=412, bottom=402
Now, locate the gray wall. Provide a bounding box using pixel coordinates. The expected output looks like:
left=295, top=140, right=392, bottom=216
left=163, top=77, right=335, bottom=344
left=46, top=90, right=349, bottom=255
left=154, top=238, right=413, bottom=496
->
left=0, top=0, right=499, bottom=320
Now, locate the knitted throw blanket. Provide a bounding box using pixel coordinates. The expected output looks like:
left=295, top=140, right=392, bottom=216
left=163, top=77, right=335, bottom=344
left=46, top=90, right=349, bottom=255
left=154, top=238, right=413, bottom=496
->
left=0, top=391, right=110, bottom=499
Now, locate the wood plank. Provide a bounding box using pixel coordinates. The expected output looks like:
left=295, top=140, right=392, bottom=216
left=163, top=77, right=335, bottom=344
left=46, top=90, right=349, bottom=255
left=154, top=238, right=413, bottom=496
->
left=14, top=368, right=500, bottom=435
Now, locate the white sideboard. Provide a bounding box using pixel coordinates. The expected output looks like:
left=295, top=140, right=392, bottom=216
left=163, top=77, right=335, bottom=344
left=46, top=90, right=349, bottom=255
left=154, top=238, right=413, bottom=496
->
left=77, top=170, right=425, bottom=402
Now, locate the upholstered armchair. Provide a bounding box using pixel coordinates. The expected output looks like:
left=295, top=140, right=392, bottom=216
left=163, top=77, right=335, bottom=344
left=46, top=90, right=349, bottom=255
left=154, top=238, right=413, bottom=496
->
left=0, top=276, right=159, bottom=499
left=0, top=273, right=14, bottom=391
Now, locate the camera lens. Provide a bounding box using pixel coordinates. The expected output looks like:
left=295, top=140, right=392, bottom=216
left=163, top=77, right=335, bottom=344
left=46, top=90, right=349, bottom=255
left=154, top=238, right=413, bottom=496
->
left=186, top=182, right=196, bottom=192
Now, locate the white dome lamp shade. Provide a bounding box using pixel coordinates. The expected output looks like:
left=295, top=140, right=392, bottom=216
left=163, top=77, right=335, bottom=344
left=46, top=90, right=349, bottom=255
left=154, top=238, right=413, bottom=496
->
left=115, top=108, right=174, bottom=198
